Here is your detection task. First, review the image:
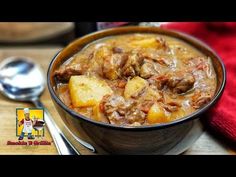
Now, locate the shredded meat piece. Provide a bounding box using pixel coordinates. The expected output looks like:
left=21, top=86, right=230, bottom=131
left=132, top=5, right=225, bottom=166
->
left=154, top=58, right=170, bottom=66
left=156, top=37, right=169, bottom=50
left=191, top=91, right=212, bottom=109
left=187, top=57, right=205, bottom=67
left=100, top=95, right=134, bottom=125
left=186, top=57, right=209, bottom=73
left=100, top=94, right=147, bottom=125
left=148, top=75, right=169, bottom=90
left=138, top=100, right=155, bottom=113
left=163, top=102, right=181, bottom=112
left=139, top=48, right=172, bottom=67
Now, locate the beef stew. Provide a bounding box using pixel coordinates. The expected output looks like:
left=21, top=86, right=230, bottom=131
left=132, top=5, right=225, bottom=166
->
left=54, top=33, right=217, bottom=127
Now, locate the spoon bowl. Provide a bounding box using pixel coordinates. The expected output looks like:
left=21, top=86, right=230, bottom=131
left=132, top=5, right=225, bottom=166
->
left=0, top=57, right=44, bottom=101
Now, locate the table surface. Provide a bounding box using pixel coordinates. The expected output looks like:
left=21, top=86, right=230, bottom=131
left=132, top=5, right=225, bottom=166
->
left=0, top=47, right=235, bottom=155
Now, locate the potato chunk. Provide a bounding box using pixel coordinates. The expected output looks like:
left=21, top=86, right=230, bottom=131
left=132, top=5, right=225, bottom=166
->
left=124, top=76, right=148, bottom=99
left=69, top=76, right=113, bottom=107
left=147, top=103, right=169, bottom=124
left=130, top=37, right=167, bottom=49
left=130, top=38, right=158, bottom=48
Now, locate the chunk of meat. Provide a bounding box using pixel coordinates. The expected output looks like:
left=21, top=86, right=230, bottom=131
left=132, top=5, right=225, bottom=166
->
left=167, top=72, right=195, bottom=94
left=122, top=51, right=144, bottom=77
left=100, top=94, right=146, bottom=125
left=125, top=108, right=146, bottom=124
left=93, top=45, right=127, bottom=80
left=140, top=60, right=158, bottom=79
left=54, top=53, right=91, bottom=82
left=100, top=95, right=134, bottom=125
left=54, top=64, right=87, bottom=82
left=102, top=53, right=127, bottom=80
left=138, top=47, right=173, bottom=67
left=193, top=96, right=211, bottom=109
left=148, top=71, right=195, bottom=94
left=112, top=47, right=123, bottom=53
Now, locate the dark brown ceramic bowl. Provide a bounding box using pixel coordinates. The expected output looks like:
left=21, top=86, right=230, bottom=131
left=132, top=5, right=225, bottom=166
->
left=47, top=26, right=226, bottom=154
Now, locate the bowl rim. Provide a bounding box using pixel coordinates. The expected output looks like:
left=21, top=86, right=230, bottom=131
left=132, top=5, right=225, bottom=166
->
left=47, top=26, right=226, bottom=131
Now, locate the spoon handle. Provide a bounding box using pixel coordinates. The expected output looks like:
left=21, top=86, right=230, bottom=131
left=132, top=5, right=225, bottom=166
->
left=31, top=99, right=95, bottom=155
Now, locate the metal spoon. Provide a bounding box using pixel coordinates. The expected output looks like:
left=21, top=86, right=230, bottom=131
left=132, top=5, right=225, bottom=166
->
left=0, top=57, right=95, bottom=155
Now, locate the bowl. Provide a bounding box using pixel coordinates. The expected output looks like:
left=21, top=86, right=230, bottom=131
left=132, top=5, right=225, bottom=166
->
left=47, top=26, right=226, bottom=154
